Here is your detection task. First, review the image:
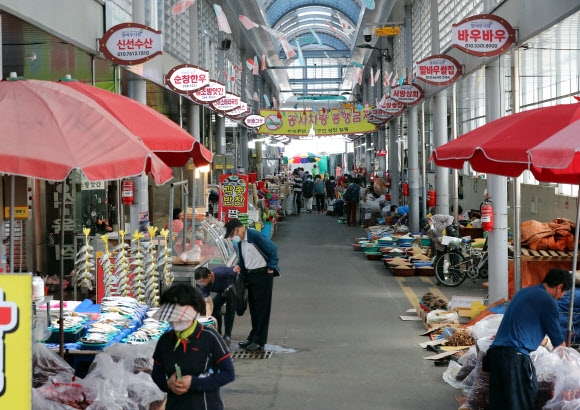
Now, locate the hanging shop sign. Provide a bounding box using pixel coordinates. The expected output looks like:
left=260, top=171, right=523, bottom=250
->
left=227, top=101, right=248, bottom=117
left=245, top=115, right=265, bottom=128
left=210, top=93, right=240, bottom=112
left=99, top=23, right=162, bottom=65
left=415, top=55, right=462, bottom=86
left=367, top=115, right=390, bottom=126
left=257, top=108, right=377, bottom=136
left=218, top=174, right=249, bottom=223
left=165, top=64, right=210, bottom=95
left=390, top=84, right=425, bottom=106
left=0, top=275, right=32, bottom=409
left=375, top=26, right=400, bottom=36
left=452, top=14, right=516, bottom=57
left=370, top=108, right=393, bottom=120
left=230, top=106, right=252, bottom=120
left=189, top=80, right=226, bottom=104
left=379, top=98, right=406, bottom=116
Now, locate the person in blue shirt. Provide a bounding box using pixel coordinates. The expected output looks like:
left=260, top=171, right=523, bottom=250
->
left=194, top=266, right=237, bottom=346
left=224, top=218, right=280, bottom=352
left=390, top=204, right=409, bottom=225
left=485, top=268, right=572, bottom=410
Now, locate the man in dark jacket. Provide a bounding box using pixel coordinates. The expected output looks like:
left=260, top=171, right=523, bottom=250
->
left=224, top=218, right=280, bottom=352
left=302, top=175, right=314, bottom=213
left=292, top=170, right=303, bottom=215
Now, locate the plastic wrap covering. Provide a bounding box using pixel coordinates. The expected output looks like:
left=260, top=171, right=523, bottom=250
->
left=459, top=351, right=489, bottom=410
left=543, top=348, right=580, bottom=410
left=531, top=347, right=563, bottom=410
left=456, top=347, right=478, bottom=382
left=34, top=374, right=97, bottom=410
left=470, top=314, right=504, bottom=341
left=85, top=353, right=165, bottom=409
left=32, top=325, right=75, bottom=388
left=443, top=360, right=464, bottom=389
left=102, top=339, right=156, bottom=374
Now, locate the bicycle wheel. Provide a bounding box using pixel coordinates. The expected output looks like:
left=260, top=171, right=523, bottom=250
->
left=435, top=252, right=468, bottom=287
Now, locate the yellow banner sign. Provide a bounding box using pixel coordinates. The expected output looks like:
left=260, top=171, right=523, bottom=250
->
left=375, top=26, right=400, bottom=36
left=3, top=207, right=28, bottom=219
left=258, top=109, right=377, bottom=136
left=0, top=274, right=32, bottom=409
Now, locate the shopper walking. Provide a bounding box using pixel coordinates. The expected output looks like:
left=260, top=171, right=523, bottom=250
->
left=151, top=283, right=235, bottom=410
left=302, top=175, right=314, bottom=213
left=325, top=176, right=337, bottom=207
left=485, top=268, right=571, bottom=410
left=342, top=177, right=363, bottom=226
left=224, top=218, right=280, bottom=352
left=313, top=175, right=326, bottom=214
left=292, top=170, right=303, bottom=215
left=194, top=266, right=237, bottom=346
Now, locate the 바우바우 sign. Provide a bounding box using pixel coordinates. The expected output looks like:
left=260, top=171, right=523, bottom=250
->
left=0, top=275, right=31, bottom=409
left=452, top=14, right=516, bottom=57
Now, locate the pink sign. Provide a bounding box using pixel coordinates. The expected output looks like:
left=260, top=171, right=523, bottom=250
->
left=390, top=84, right=425, bottom=106
left=415, top=55, right=462, bottom=86
left=190, top=81, right=226, bottom=103
left=244, top=115, right=265, bottom=128
left=99, top=23, right=162, bottom=66
left=452, top=14, right=516, bottom=57
left=165, top=64, right=210, bottom=95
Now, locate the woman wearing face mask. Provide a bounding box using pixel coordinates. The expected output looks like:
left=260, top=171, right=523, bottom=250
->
left=151, top=283, right=235, bottom=410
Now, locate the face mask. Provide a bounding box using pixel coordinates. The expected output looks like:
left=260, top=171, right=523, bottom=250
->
left=231, top=235, right=241, bottom=243
left=307, top=178, right=312, bottom=181
left=171, top=320, right=193, bottom=331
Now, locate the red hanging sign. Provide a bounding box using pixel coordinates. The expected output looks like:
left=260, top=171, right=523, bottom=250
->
left=379, top=98, right=406, bottom=116
left=415, top=55, right=463, bottom=86
left=99, top=23, right=163, bottom=66
left=390, top=84, right=425, bottom=106
left=218, top=174, right=249, bottom=223
left=452, top=14, right=516, bottom=57
left=165, top=64, right=210, bottom=95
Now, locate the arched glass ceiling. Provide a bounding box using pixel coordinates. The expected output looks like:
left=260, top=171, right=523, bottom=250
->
left=266, top=0, right=361, bottom=29
left=285, top=31, right=348, bottom=51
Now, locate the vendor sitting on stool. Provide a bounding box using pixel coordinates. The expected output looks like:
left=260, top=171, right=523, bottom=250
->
left=194, top=266, right=237, bottom=347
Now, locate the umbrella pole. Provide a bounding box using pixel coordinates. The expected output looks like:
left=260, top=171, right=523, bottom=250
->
left=59, top=181, right=65, bottom=358
left=567, top=184, right=580, bottom=346
left=9, top=175, right=14, bottom=272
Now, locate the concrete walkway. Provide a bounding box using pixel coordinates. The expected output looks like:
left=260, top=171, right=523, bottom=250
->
left=222, top=212, right=487, bottom=410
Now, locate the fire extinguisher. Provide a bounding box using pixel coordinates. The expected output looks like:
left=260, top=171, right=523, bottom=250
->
left=370, top=173, right=375, bottom=182
left=122, top=179, right=134, bottom=205
left=427, top=189, right=436, bottom=208
left=402, top=182, right=409, bottom=197
left=385, top=173, right=391, bottom=189
left=481, top=197, right=494, bottom=232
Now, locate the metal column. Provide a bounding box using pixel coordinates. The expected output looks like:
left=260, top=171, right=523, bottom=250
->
left=365, top=135, right=372, bottom=185
left=486, top=59, right=509, bottom=304
left=407, top=106, right=419, bottom=232
left=388, top=119, right=400, bottom=206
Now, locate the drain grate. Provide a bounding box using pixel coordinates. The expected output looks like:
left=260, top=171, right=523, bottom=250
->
left=231, top=350, right=273, bottom=359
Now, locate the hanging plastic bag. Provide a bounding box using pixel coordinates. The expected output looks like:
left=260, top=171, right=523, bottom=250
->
left=32, top=323, right=75, bottom=388
left=443, top=361, right=464, bottom=389
left=470, top=314, right=504, bottom=340
left=103, top=341, right=156, bottom=374
left=543, top=347, right=580, bottom=410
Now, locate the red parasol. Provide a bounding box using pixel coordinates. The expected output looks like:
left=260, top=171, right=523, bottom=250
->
left=0, top=79, right=173, bottom=184
left=60, top=80, right=212, bottom=167
left=431, top=103, right=580, bottom=177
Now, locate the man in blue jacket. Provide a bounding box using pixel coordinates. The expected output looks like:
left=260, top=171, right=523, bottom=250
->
left=224, top=218, right=280, bottom=352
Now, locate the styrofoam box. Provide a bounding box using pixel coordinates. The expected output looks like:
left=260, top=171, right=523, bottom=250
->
left=441, top=235, right=462, bottom=246
left=448, top=296, right=486, bottom=311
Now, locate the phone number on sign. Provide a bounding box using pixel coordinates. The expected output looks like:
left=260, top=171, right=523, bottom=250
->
left=116, top=50, right=151, bottom=57
left=464, top=43, right=498, bottom=49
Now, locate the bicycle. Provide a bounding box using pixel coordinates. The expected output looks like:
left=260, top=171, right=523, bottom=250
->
left=434, top=237, right=488, bottom=287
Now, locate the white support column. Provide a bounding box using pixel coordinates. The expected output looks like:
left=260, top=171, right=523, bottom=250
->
left=433, top=90, right=449, bottom=215
left=128, top=0, right=149, bottom=232
left=486, top=60, right=509, bottom=304
left=407, top=106, right=419, bottom=232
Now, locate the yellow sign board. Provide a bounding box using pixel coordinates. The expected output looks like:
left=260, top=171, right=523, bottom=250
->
left=258, top=108, right=377, bottom=136
left=375, top=26, right=400, bottom=36
left=0, top=274, right=32, bottom=409
left=3, top=207, right=28, bottom=219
